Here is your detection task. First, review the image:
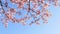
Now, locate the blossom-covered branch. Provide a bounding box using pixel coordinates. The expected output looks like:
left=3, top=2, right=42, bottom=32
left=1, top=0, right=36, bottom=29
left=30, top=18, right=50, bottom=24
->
left=0, top=0, right=60, bottom=28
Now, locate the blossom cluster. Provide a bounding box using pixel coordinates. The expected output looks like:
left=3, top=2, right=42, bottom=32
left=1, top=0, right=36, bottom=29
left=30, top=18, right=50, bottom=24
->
left=0, top=0, right=60, bottom=28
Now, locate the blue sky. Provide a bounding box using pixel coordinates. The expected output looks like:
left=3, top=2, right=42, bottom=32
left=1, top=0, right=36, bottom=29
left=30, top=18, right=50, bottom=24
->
left=0, top=0, right=60, bottom=34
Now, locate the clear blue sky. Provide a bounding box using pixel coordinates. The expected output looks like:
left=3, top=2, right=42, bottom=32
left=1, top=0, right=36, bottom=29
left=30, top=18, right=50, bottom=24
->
left=0, top=0, right=60, bottom=34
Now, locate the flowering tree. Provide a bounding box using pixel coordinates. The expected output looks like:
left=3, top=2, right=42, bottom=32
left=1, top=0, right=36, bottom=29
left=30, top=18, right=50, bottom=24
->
left=0, top=0, right=60, bottom=28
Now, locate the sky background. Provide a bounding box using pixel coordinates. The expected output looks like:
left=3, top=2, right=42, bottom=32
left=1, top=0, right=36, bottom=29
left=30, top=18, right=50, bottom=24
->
left=0, top=0, right=60, bottom=34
